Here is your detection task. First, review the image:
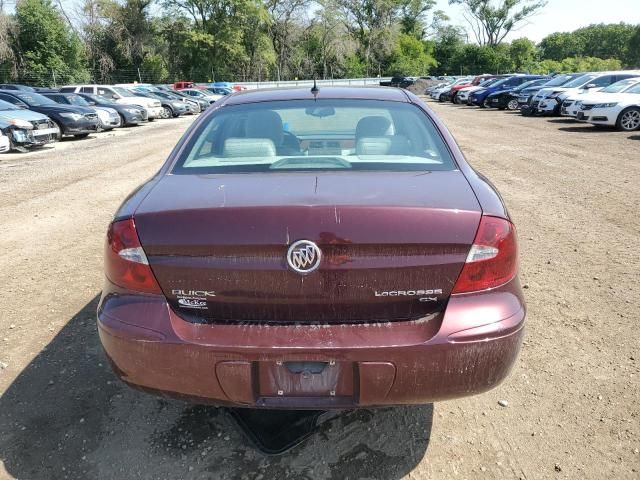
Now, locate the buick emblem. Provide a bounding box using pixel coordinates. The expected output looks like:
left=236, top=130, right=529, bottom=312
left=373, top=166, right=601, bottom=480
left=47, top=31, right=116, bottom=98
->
left=287, top=240, right=322, bottom=274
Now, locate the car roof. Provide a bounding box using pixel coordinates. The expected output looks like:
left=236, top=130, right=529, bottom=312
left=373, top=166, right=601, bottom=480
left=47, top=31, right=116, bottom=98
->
left=223, top=86, right=410, bottom=106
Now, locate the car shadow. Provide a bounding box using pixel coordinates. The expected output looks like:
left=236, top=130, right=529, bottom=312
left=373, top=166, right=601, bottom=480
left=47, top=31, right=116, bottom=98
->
left=557, top=126, right=615, bottom=133
left=546, top=118, right=576, bottom=124
left=629, top=135, right=640, bottom=140
left=0, top=296, right=433, bottom=480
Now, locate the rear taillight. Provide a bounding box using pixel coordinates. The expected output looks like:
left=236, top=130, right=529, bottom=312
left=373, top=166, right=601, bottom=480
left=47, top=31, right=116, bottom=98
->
left=452, top=216, right=518, bottom=294
left=105, top=219, right=162, bottom=294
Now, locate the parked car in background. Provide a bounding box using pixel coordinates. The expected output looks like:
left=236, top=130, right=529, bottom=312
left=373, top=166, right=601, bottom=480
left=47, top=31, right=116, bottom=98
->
left=449, top=75, right=495, bottom=104
left=173, top=81, right=196, bottom=90
left=486, top=76, right=550, bottom=110
left=75, top=93, right=147, bottom=126
left=98, top=86, right=525, bottom=408
left=130, top=89, right=187, bottom=118
left=578, top=81, right=640, bottom=131
left=210, top=81, right=236, bottom=90
left=561, top=75, right=640, bottom=118
left=43, top=92, right=120, bottom=131
left=155, top=85, right=207, bottom=113
left=0, top=84, right=36, bottom=92
left=0, top=90, right=99, bottom=138
left=533, top=72, right=640, bottom=116
left=431, top=78, right=471, bottom=101
left=457, top=77, right=507, bottom=105
left=179, top=88, right=222, bottom=104
left=205, top=87, right=233, bottom=96
left=469, top=75, right=547, bottom=108
left=379, top=76, right=415, bottom=88
left=424, top=81, right=450, bottom=96
left=438, top=77, right=474, bottom=102
left=0, top=99, right=58, bottom=150
left=518, top=73, right=584, bottom=114
left=59, top=85, right=163, bottom=120
left=159, top=89, right=202, bottom=114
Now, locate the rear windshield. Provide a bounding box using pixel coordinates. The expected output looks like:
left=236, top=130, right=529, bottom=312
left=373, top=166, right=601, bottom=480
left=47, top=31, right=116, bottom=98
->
left=173, top=99, right=456, bottom=174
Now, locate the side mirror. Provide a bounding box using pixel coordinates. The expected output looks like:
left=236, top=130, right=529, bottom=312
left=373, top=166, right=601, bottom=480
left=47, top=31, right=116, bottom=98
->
left=112, top=94, right=121, bottom=99
left=87, top=101, right=96, bottom=106
left=585, top=84, right=597, bottom=89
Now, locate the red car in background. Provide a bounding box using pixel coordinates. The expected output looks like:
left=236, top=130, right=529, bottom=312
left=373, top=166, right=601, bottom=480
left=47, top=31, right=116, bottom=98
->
left=98, top=86, right=525, bottom=409
left=449, top=75, right=497, bottom=104
left=172, top=81, right=196, bottom=90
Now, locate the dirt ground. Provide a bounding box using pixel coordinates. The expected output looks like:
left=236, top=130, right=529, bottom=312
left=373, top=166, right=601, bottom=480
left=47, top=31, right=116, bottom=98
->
left=0, top=103, right=638, bottom=480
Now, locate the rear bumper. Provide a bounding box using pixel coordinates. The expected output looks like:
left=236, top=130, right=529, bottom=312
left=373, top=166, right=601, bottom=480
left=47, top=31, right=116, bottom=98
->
left=98, top=280, right=525, bottom=408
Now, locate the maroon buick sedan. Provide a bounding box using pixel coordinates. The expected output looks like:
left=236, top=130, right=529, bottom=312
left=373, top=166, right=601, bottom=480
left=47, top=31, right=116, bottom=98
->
left=98, top=86, right=525, bottom=408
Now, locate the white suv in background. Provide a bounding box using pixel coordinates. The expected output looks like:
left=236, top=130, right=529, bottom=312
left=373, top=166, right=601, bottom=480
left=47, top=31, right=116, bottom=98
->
left=561, top=77, right=640, bottom=118
left=59, top=85, right=163, bottom=120
left=535, top=72, right=640, bottom=115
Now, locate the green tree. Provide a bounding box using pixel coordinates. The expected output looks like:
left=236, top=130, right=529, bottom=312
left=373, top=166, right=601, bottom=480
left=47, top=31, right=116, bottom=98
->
left=15, top=0, right=88, bottom=85
left=432, top=24, right=465, bottom=75
left=574, top=23, right=636, bottom=63
left=388, top=33, right=437, bottom=75
left=398, top=0, right=436, bottom=39
left=264, top=0, right=310, bottom=81
left=627, top=26, right=640, bottom=68
left=449, top=0, right=547, bottom=46
left=539, top=31, right=585, bottom=61
left=509, top=37, right=537, bottom=71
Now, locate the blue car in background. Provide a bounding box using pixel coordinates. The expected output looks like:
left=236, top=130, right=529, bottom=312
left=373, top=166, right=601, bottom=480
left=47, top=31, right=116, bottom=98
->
left=469, top=75, right=548, bottom=108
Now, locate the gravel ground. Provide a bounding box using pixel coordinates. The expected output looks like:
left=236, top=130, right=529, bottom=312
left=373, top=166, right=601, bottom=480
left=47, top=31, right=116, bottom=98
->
left=0, top=104, right=638, bottom=480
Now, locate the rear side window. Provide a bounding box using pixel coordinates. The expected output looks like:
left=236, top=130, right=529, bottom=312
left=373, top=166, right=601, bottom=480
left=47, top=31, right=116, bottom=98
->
left=59, top=87, right=76, bottom=93
left=81, top=87, right=94, bottom=93
left=174, top=99, right=456, bottom=174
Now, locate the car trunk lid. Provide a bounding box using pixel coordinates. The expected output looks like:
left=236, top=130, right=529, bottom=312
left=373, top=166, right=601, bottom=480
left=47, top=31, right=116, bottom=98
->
left=134, top=171, right=482, bottom=324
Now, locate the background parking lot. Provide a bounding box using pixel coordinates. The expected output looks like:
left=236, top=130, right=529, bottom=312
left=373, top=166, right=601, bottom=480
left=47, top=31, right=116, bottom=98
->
left=0, top=104, right=638, bottom=479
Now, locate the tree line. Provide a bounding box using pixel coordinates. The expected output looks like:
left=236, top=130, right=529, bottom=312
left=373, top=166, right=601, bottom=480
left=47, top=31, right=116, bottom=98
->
left=0, top=0, right=638, bottom=86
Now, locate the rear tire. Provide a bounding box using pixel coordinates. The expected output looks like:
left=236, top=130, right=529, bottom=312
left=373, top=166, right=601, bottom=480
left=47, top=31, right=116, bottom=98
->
left=507, top=99, right=519, bottom=111
left=481, top=98, right=490, bottom=108
left=161, top=106, right=172, bottom=119
left=616, top=107, right=640, bottom=131
left=74, top=133, right=90, bottom=139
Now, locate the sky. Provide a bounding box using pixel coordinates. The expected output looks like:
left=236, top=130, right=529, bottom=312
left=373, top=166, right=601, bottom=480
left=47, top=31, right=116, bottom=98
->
left=435, top=0, right=640, bottom=43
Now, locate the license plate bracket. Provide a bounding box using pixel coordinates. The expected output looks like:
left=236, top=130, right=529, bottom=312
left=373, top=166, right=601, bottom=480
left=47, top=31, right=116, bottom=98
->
left=258, top=359, right=354, bottom=398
